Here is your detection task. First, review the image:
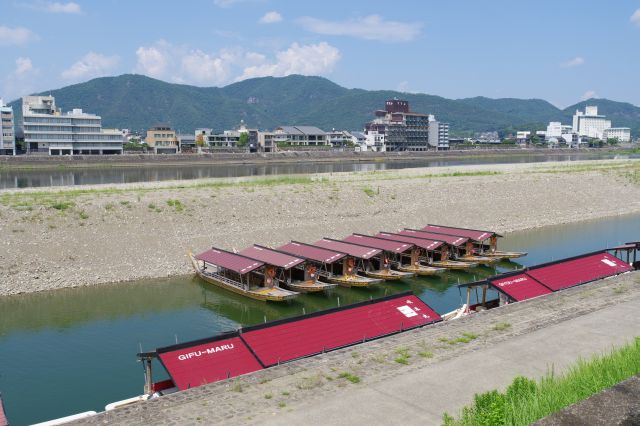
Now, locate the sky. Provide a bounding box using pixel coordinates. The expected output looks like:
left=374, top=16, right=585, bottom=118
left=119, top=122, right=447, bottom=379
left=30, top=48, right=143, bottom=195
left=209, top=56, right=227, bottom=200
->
left=2, top=0, right=640, bottom=108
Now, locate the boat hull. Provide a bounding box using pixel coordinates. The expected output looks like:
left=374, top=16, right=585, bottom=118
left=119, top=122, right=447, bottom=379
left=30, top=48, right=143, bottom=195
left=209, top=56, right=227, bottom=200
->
left=283, top=280, right=337, bottom=293
left=364, top=269, right=415, bottom=280
left=324, top=274, right=382, bottom=287
left=396, top=265, right=446, bottom=276
left=429, top=260, right=479, bottom=270
left=483, top=251, right=528, bottom=259
left=459, top=255, right=498, bottom=265
left=189, top=252, right=298, bottom=302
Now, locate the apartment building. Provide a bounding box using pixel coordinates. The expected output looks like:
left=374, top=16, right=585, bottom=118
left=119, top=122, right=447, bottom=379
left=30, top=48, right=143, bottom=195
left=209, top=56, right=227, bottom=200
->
left=572, top=106, right=612, bottom=139
left=22, top=96, right=122, bottom=155
left=603, top=127, right=631, bottom=143
left=365, top=99, right=448, bottom=151
left=145, top=124, right=179, bottom=154
left=0, top=99, right=15, bottom=155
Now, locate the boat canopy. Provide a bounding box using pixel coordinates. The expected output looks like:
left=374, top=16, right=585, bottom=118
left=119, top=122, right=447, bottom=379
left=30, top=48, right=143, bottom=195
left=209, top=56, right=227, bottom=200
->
left=422, top=224, right=501, bottom=241
left=526, top=252, right=633, bottom=291
left=399, top=229, right=468, bottom=247
left=375, top=232, right=444, bottom=251
left=342, top=234, right=413, bottom=253
left=277, top=241, right=346, bottom=264
left=488, top=273, right=552, bottom=302
left=241, top=292, right=440, bottom=367
left=239, top=245, right=304, bottom=269
left=312, top=239, right=382, bottom=259
left=157, top=334, right=263, bottom=391
left=196, top=248, right=263, bottom=274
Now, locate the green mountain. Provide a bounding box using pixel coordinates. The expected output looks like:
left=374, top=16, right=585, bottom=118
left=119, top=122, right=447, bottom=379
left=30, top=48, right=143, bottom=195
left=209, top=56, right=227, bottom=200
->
left=8, top=74, right=640, bottom=137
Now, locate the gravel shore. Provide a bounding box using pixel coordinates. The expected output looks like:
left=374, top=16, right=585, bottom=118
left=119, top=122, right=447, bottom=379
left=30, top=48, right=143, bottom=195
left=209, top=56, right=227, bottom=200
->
left=1, top=159, right=639, bottom=296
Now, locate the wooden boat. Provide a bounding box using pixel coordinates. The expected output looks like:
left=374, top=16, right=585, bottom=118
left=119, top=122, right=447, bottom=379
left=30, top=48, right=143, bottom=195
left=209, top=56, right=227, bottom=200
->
left=396, top=264, right=445, bottom=276
left=189, top=251, right=298, bottom=302
left=283, top=278, right=337, bottom=293
left=481, top=250, right=528, bottom=259
left=458, top=255, right=498, bottom=265
left=428, top=259, right=479, bottom=270
left=363, top=269, right=415, bottom=280
left=323, top=273, right=382, bottom=287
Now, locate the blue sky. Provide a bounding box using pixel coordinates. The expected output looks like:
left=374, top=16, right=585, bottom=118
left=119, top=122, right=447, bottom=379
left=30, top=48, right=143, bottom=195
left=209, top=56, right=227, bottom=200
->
left=2, top=0, right=639, bottom=107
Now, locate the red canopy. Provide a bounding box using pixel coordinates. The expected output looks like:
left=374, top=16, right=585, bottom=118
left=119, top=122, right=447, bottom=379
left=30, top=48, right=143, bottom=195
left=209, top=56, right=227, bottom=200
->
left=239, top=245, right=304, bottom=269
left=312, top=239, right=382, bottom=259
left=342, top=234, right=413, bottom=253
left=422, top=224, right=497, bottom=242
left=277, top=241, right=346, bottom=264
left=158, top=336, right=263, bottom=390
left=527, top=252, right=632, bottom=291
left=489, top=273, right=552, bottom=302
left=375, top=232, right=444, bottom=251
left=241, top=294, right=440, bottom=367
left=196, top=248, right=263, bottom=274
left=399, top=229, right=468, bottom=247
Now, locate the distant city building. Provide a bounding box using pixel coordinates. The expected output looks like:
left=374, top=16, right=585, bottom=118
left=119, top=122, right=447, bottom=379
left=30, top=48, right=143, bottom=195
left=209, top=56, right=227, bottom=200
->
left=178, top=133, right=196, bottom=151
left=545, top=122, right=572, bottom=139
left=364, top=99, right=448, bottom=151
left=257, top=126, right=328, bottom=152
left=572, top=106, right=611, bottom=139
left=428, top=116, right=449, bottom=150
left=145, top=124, right=179, bottom=154
left=516, top=131, right=531, bottom=145
left=22, top=95, right=122, bottom=155
left=602, top=127, right=631, bottom=143
left=196, top=121, right=257, bottom=151
left=348, top=131, right=367, bottom=150
left=474, top=131, right=501, bottom=144
left=0, top=99, right=16, bottom=155
left=327, top=130, right=354, bottom=147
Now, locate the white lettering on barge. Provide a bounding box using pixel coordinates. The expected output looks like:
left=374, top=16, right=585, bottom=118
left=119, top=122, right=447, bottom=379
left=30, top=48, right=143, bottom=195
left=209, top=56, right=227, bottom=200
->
left=177, top=343, right=235, bottom=361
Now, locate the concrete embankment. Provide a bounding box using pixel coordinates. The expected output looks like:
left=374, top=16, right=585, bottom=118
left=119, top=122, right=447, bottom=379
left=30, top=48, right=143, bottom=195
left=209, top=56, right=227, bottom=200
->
left=72, top=271, right=640, bottom=425
left=1, top=159, right=639, bottom=296
left=0, top=147, right=621, bottom=169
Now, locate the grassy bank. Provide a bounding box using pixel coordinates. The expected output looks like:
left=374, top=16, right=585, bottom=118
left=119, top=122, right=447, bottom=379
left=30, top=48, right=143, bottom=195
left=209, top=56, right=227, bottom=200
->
left=443, top=336, right=640, bottom=426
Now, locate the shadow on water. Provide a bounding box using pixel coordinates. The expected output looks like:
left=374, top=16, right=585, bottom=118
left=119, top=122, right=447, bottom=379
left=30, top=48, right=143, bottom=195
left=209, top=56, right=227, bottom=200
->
left=0, top=212, right=639, bottom=424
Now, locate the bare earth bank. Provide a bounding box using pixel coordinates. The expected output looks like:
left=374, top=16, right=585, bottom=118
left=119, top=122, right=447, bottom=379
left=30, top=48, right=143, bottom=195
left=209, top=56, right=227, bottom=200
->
left=1, top=159, right=639, bottom=296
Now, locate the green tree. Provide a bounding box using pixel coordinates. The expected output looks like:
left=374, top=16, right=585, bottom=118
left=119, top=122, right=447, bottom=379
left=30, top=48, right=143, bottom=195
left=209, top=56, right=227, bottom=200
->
left=195, top=134, right=205, bottom=147
left=237, top=132, right=249, bottom=147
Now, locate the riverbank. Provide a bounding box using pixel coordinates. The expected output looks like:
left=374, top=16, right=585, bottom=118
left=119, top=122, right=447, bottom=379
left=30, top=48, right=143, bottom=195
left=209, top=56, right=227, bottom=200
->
left=74, top=270, right=640, bottom=425
left=0, top=147, right=626, bottom=170
left=1, top=159, right=639, bottom=296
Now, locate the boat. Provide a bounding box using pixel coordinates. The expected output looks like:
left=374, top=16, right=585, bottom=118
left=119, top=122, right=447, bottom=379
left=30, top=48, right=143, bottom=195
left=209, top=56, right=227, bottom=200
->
left=481, top=250, right=528, bottom=259
left=458, top=254, right=498, bottom=265
left=238, top=245, right=336, bottom=293
left=421, top=224, right=527, bottom=259
left=396, top=263, right=446, bottom=276
left=276, top=241, right=378, bottom=288
left=339, top=234, right=416, bottom=280
left=189, top=249, right=298, bottom=302
left=429, top=259, right=478, bottom=270
left=363, top=268, right=415, bottom=280
left=311, top=238, right=386, bottom=287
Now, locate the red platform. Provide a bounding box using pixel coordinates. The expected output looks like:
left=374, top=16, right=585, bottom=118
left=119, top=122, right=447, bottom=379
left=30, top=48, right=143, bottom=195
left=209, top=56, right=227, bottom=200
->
left=489, top=273, right=552, bottom=302
left=241, top=294, right=440, bottom=367
left=526, top=252, right=632, bottom=291
left=158, top=335, right=263, bottom=390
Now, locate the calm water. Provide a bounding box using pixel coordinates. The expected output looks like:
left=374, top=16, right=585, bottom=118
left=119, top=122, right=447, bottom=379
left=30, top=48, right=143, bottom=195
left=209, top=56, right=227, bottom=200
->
left=0, top=152, right=631, bottom=189
left=1, top=213, right=639, bottom=425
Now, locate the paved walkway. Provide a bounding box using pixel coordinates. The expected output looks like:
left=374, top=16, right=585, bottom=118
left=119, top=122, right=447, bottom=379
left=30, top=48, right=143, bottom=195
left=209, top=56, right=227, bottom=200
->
left=76, top=272, right=640, bottom=426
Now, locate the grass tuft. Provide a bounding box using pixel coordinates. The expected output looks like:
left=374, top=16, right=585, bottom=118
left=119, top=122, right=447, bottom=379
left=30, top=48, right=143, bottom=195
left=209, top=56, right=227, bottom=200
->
left=337, top=372, right=361, bottom=384
left=493, top=321, right=512, bottom=331
left=443, top=337, right=640, bottom=426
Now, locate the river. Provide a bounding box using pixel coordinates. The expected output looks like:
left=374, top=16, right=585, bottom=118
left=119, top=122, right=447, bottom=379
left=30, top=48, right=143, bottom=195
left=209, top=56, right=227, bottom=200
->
left=0, top=152, right=634, bottom=189
left=0, top=213, right=638, bottom=424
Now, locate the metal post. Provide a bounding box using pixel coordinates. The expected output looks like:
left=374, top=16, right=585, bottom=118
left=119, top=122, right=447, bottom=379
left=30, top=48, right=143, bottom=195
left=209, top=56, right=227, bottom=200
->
left=143, top=357, right=153, bottom=395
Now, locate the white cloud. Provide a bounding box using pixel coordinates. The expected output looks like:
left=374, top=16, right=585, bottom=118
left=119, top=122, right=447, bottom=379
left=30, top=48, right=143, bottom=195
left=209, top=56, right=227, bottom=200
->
left=181, top=50, right=231, bottom=85
left=135, top=42, right=171, bottom=78
left=25, top=1, right=82, bottom=13
left=298, top=15, right=422, bottom=42
left=397, top=81, right=410, bottom=93
left=0, top=25, right=39, bottom=46
left=2, top=57, right=39, bottom=101
left=580, top=90, right=597, bottom=101
left=259, top=11, right=283, bottom=24
left=631, top=9, right=640, bottom=26
left=61, top=52, right=119, bottom=81
left=237, top=42, right=340, bottom=80
left=560, top=57, right=585, bottom=68
left=14, top=57, right=34, bottom=76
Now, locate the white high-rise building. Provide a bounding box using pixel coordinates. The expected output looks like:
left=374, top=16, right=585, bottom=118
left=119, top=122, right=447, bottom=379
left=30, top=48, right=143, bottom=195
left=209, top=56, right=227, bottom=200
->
left=572, top=106, right=611, bottom=139
left=22, top=95, right=123, bottom=155
left=0, top=99, right=16, bottom=155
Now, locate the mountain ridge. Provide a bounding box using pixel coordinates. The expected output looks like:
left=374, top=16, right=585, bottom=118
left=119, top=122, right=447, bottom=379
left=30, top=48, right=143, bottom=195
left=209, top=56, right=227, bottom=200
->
left=8, top=74, right=640, bottom=137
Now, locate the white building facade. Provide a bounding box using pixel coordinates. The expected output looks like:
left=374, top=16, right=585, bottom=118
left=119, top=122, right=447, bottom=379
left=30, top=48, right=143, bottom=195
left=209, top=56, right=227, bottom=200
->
left=602, top=127, right=631, bottom=143
left=22, top=96, right=122, bottom=155
left=0, top=99, right=16, bottom=155
left=572, top=106, right=611, bottom=140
